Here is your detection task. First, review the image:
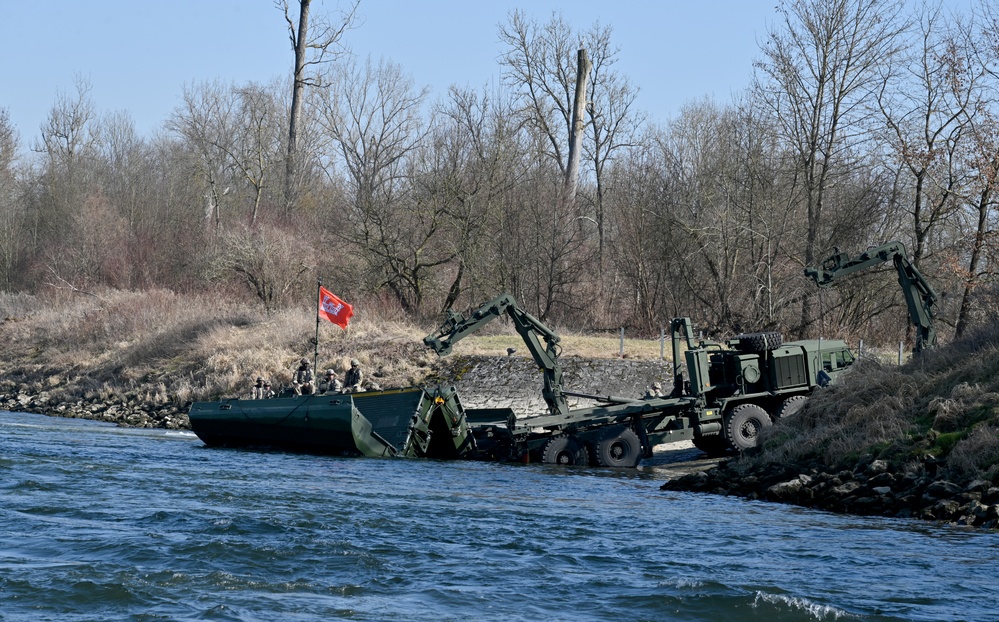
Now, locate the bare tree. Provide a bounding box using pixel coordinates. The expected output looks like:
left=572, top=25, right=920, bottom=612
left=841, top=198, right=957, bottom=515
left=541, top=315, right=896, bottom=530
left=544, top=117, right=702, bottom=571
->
left=169, top=82, right=240, bottom=236
left=233, top=84, right=283, bottom=224
left=499, top=11, right=577, bottom=178
left=208, top=224, right=314, bottom=311
left=605, top=138, right=676, bottom=329
left=317, top=56, right=441, bottom=312
left=498, top=11, right=643, bottom=321
left=278, top=0, right=359, bottom=210
left=169, top=81, right=284, bottom=230
left=0, top=109, right=24, bottom=289
left=32, top=76, right=100, bottom=283
left=96, top=111, right=146, bottom=233
left=420, top=85, right=525, bottom=311
left=145, top=133, right=219, bottom=289
left=499, top=12, right=642, bottom=281
left=952, top=1, right=999, bottom=336
left=875, top=2, right=972, bottom=263
left=36, top=76, right=97, bottom=173
left=581, top=24, right=643, bottom=270
left=755, top=0, right=908, bottom=335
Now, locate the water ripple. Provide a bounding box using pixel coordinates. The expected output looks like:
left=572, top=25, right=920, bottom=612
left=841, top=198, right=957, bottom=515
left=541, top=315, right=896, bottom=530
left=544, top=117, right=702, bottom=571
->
left=2, top=410, right=998, bottom=621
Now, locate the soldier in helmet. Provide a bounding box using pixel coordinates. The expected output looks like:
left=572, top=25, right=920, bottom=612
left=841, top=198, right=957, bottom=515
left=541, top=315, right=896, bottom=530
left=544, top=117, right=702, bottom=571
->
left=343, top=358, right=364, bottom=393
left=644, top=381, right=664, bottom=399
left=293, top=358, right=315, bottom=395
left=318, top=368, right=342, bottom=394
left=251, top=376, right=265, bottom=399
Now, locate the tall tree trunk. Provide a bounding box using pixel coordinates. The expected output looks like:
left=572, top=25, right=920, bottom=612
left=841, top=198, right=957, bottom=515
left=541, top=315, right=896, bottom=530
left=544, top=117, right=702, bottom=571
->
left=285, top=0, right=311, bottom=211
left=956, top=181, right=994, bottom=338
left=563, top=48, right=590, bottom=204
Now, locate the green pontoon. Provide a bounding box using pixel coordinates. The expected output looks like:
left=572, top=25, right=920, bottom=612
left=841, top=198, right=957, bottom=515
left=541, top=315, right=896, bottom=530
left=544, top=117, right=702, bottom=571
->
left=188, top=385, right=476, bottom=459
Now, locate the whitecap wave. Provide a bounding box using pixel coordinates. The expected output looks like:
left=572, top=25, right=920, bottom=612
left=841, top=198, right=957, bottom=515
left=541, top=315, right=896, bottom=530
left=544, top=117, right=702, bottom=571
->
left=164, top=430, right=197, bottom=438
left=753, top=591, right=858, bottom=620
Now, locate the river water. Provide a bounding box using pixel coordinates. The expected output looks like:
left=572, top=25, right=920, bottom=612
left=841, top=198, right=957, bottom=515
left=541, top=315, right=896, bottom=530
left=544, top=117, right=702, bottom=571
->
left=2, top=410, right=998, bottom=621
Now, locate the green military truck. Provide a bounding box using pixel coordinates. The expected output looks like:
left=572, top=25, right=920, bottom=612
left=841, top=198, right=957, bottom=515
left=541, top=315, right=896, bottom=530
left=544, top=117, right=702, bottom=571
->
left=424, top=294, right=856, bottom=467
left=666, top=323, right=855, bottom=456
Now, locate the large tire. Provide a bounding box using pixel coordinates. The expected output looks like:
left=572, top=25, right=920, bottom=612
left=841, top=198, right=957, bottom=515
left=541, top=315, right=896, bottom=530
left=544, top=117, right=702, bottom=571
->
left=734, top=331, right=784, bottom=353
left=724, top=404, right=772, bottom=452
left=775, top=395, right=808, bottom=419
left=692, top=434, right=730, bottom=457
left=541, top=435, right=589, bottom=466
left=593, top=427, right=643, bottom=468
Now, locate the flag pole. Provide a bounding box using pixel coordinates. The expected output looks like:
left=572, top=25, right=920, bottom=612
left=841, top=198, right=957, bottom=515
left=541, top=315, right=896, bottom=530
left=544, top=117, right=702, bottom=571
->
left=314, top=279, right=322, bottom=372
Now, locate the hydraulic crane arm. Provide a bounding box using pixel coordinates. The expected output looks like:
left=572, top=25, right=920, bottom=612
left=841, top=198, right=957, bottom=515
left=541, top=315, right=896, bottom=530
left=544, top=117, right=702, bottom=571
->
left=805, top=241, right=938, bottom=351
left=669, top=317, right=696, bottom=397
left=424, top=293, right=569, bottom=418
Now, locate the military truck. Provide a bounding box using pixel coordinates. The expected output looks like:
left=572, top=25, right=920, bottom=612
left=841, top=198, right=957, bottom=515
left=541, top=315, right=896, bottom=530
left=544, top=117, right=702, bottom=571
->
left=664, top=319, right=855, bottom=456
left=424, top=293, right=856, bottom=466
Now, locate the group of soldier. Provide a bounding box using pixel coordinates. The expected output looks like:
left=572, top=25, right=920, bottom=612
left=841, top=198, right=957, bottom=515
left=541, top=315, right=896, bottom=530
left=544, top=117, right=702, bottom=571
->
left=250, top=358, right=365, bottom=399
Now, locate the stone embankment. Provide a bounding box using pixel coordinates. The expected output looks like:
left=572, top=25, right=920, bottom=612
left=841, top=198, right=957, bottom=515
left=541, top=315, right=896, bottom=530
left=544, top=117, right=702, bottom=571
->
left=0, top=389, right=188, bottom=430
left=661, top=453, right=999, bottom=529
left=430, top=354, right=670, bottom=415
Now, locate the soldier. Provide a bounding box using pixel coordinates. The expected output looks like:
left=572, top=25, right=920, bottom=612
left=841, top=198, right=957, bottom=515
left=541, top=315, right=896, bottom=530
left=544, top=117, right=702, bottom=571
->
left=293, top=358, right=315, bottom=395
left=318, top=369, right=342, bottom=394
left=343, top=358, right=364, bottom=393
left=251, top=376, right=265, bottom=399
left=644, top=381, right=664, bottom=399
left=262, top=381, right=275, bottom=399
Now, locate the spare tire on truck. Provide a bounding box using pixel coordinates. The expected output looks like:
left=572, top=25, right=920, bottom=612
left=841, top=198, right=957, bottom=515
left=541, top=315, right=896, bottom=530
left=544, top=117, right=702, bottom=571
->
left=734, top=331, right=784, bottom=353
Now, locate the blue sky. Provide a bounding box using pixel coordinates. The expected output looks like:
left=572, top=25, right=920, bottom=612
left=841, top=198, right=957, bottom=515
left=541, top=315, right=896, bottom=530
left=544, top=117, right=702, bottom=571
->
left=0, top=1, right=780, bottom=146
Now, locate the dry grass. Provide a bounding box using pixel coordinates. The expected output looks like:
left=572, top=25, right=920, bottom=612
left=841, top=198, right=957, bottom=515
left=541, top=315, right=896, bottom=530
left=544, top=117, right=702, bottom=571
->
left=0, top=289, right=668, bottom=407
left=750, top=322, right=999, bottom=484
left=443, top=327, right=668, bottom=360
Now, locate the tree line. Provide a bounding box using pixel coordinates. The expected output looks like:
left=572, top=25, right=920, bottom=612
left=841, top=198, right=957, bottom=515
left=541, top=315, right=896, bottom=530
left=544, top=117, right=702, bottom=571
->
left=1, top=0, right=997, bottom=347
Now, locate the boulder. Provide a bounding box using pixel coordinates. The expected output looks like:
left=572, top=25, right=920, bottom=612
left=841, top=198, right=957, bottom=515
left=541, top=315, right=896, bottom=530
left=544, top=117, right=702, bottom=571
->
left=924, top=480, right=962, bottom=499
left=766, top=478, right=804, bottom=501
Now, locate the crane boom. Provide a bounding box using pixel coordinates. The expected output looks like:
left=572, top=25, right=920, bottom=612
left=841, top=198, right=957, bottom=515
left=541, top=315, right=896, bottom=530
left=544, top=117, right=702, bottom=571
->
left=805, top=241, right=938, bottom=351
left=423, top=293, right=569, bottom=418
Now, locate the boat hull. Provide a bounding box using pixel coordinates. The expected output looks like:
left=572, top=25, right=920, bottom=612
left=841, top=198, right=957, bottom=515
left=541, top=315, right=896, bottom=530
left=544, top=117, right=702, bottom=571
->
left=188, top=386, right=476, bottom=459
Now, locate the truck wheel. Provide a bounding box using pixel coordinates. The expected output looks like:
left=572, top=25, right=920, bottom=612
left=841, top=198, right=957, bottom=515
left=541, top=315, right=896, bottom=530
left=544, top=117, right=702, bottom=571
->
left=541, top=435, right=589, bottom=466
left=725, top=404, right=772, bottom=452
left=735, top=331, right=784, bottom=353
left=775, top=395, right=808, bottom=419
left=594, top=428, right=643, bottom=468
left=693, top=434, right=729, bottom=457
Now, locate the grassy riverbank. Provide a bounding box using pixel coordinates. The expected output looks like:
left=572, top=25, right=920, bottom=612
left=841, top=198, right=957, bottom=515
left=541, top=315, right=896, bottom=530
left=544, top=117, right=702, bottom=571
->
left=0, top=288, right=665, bottom=424
left=0, top=289, right=435, bottom=415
